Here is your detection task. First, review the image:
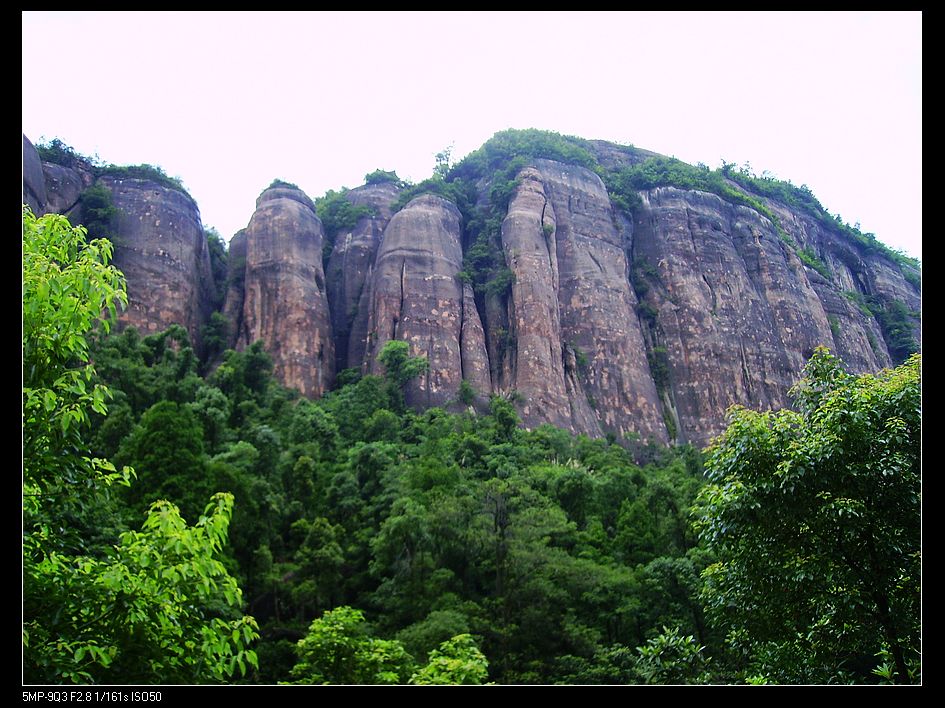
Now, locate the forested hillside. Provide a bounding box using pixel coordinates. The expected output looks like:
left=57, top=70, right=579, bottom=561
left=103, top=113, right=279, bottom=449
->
left=23, top=206, right=920, bottom=684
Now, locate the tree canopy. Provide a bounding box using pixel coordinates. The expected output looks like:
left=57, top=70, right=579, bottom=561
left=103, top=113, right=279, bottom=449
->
left=23, top=199, right=919, bottom=684
left=695, top=348, right=921, bottom=684
left=22, top=207, right=258, bottom=683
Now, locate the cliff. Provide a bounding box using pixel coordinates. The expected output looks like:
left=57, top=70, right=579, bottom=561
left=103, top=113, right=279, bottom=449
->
left=362, top=194, right=490, bottom=408
left=226, top=184, right=335, bottom=398
left=23, top=135, right=47, bottom=215
left=24, top=131, right=920, bottom=447
left=23, top=136, right=217, bottom=350
left=325, top=182, right=400, bottom=373
left=102, top=175, right=216, bottom=349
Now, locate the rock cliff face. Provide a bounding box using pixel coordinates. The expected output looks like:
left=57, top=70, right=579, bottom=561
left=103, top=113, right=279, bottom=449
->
left=228, top=185, right=335, bottom=398
left=363, top=194, right=491, bottom=407
left=495, top=161, right=666, bottom=440
left=325, top=182, right=401, bottom=373
left=22, top=134, right=95, bottom=220
left=101, top=176, right=216, bottom=350
left=221, top=229, right=247, bottom=350
left=535, top=159, right=666, bottom=441
left=497, top=167, right=570, bottom=426
left=768, top=201, right=921, bottom=352
left=631, top=183, right=921, bottom=445
left=23, top=135, right=47, bottom=214
left=633, top=188, right=832, bottom=444
left=24, top=132, right=920, bottom=447
left=41, top=162, right=91, bottom=220
left=24, top=137, right=218, bottom=351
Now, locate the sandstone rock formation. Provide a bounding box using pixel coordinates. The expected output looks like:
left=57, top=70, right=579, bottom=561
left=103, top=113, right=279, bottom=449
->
left=363, top=194, right=491, bottom=408
left=325, top=182, right=401, bottom=373
left=499, top=161, right=667, bottom=441
left=630, top=186, right=907, bottom=446
left=101, top=176, right=216, bottom=351
left=42, top=162, right=93, bottom=220
left=24, top=137, right=219, bottom=352
left=23, top=135, right=47, bottom=215
left=221, top=229, right=247, bottom=350
left=229, top=184, right=335, bottom=398
left=24, top=132, right=920, bottom=446
left=498, top=166, right=570, bottom=428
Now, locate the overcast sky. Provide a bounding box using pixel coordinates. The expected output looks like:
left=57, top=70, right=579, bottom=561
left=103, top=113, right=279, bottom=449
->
left=23, top=11, right=922, bottom=260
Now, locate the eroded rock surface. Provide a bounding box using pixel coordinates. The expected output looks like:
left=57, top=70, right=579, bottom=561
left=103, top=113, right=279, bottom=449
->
left=102, top=176, right=216, bottom=350
left=364, top=194, right=490, bottom=408
left=23, top=135, right=47, bottom=214
left=234, top=185, right=334, bottom=397
left=325, top=182, right=401, bottom=373
left=631, top=186, right=905, bottom=445
left=500, top=161, right=667, bottom=441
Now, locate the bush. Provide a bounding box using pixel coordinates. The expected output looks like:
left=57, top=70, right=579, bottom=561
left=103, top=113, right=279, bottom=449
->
left=268, top=178, right=300, bottom=190
left=364, top=169, right=405, bottom=187
left=36, top=137, right=85, bottom=168
left=205, top=227, right=228, bottom=308
left=391, top=177, right=469, bottom=214
left=572, top=345, right=590, bottom=371
left=315, top=189, right=374, bottom=240
left=827, top=314, right=841, bottom=339
left=634, top=627, right=709, bottom=684
left=636, top=301, right=658, bottom=323
left=483, top=267, right=515, bottom=298
left=902, top=267, right=920, bottom=289
left=79, top=184, right=119, bottom=242
left=97, top=163, right=189, bottom=196
left=797, top=246, right=832, bottom=279
left=647, top=346, right=670, bottom=391
left=457, top=380, right=476, bottom=406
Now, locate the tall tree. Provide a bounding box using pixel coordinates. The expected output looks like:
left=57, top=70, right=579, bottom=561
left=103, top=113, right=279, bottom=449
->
left=23, top=208, right=258, bottom=683
left=695, top=348, right=921, bottom=684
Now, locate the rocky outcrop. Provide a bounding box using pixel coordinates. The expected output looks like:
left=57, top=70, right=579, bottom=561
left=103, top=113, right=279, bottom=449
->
left=588, top=140, right=660, bottom=171
left=23, top=132, right=919, bottom=447
left=499, top=161, right=667, bottom=441
left=23, top=136, right=217, bottom=351
left=23, top=135, right=96, bottom=219
left=768, top=201, right=920, bottom=354
left=233, top=185, right=334, bottom=398
left=630, top=186, right=902, bottom=446
left=23, top=135, right=47, bottom=214
left=364, top=194, right=490, bottom=407
left=101, top=177, right=217, bottom=350
left=210, top=162, right=917, bottom=446
left=325, top=182, right=401, bottom=373
left=498, top=167, right=571, bottom=428
left=42, top=162, right=90, bottom=221
left=459, top=281, right=492, bottom=399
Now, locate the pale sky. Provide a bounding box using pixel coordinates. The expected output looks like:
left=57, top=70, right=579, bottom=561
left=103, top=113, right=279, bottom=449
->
left=23, top=11, right=921, bottom=260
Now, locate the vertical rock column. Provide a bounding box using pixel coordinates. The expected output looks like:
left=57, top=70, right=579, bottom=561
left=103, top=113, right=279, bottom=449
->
left=497, top=161, right=666, bottom=441
left=364, top=194, right=490, bottom=407
left=237, top=186, right=334, bottom=398
left=499, top=167, right=572, bottom=430
left=221, top=229, right=247, bottom=350
left=534, top=159, right=667, bottom=441
left=23, top=135, right=47, bottom=214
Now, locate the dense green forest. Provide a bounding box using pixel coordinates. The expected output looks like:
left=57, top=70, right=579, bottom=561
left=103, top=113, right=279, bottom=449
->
left=23, top=204, right=919, bottom=685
